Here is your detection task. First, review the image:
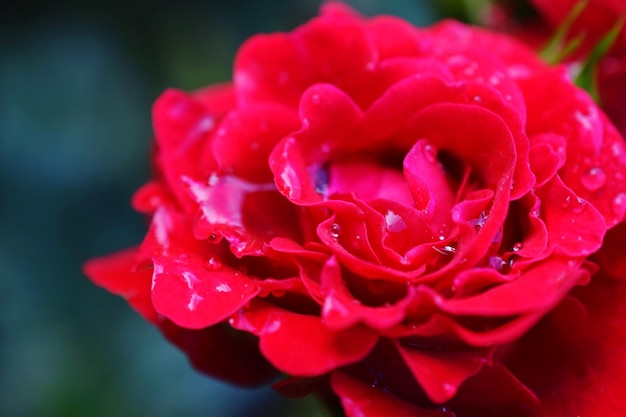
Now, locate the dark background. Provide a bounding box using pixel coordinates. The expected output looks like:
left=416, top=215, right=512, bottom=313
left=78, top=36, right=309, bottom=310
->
left=0, top=1, right=470, bottom=415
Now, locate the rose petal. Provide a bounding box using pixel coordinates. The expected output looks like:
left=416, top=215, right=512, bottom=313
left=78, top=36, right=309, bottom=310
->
left=521, top=68, right=626, bottom=227
left=210, top=102, right=299, bottom=181
left=230, top=301, right=378, bottom=376
left=449, top=362, right=540, bottom=417
left=503, top=276, right=626, bottom=416
left=328, top=159, right=414, bottom=206
left=330, top=371, right=455, bottom=417
left=152, top=253, right=259, bottom=329
left=152, top=89, right=219, bottom=210
left=184, top=175, right=301, bottom=256
left=404, top=139, right=456, bottom=227
left=320, top=256, right=412, bottom=330
left=536, top=176, right=606, bottom=257
left=83, top=247, right=158, bottom=323
left=396, top=341, right=493, bottom=404
left=438, top=258, right=588, bottom=316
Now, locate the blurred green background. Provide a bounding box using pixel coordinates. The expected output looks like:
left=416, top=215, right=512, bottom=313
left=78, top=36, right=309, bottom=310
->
left=0, top=1, right=462, bottom=416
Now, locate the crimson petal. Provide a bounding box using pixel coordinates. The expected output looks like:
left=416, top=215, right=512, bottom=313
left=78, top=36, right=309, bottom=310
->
left=152, top=254, right=259, bottom=329
left=83, top=247, right=158, bottom=323
left=330, top=371, right=456, bottom=417
left=230, top=301, right=378, bottom=376
left=394, top=341, right=493, bottom=404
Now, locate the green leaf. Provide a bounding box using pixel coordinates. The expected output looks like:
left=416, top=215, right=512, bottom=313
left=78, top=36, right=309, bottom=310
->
left=574, top=17, right=624, bottom=102
left=540, top=0, right=589, bottom=64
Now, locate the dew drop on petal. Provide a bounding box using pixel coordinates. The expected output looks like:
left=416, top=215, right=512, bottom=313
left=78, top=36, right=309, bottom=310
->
left=215, top=283, right=232, bottom=293
left=512, top=242, right=523, bottom=252
left=612, top=192, right=626, bottom=218
left=433, top=244, right=457, bottom=256
left=279, top=165, right=301, bottom=200
left=330, top=223, right=342, bottom=238
left=489, top=75, right=500, bottom=85
left=442, top=383, right=456, bottom=397
left=562, top=195, right=586, bottom=214
left=423, top=144, right=437, bottom=163
left=203, top=256, right=223, bottom=271
left=580, top=167, right=607, bottom=191
left=489, top=255, right=512, bottom=273
left=187, top=293, right=204, bottom=311
left=385, top=210, right=407, bottom=233
left=468, top=211, right=488, bottom=232
left=311, top=93, right=321, bottom=105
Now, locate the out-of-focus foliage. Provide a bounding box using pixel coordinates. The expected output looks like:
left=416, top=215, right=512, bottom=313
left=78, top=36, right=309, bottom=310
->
left=0, top=1, right=441, bottom=416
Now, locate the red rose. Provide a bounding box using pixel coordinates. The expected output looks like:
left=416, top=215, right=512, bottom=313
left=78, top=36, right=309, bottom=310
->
left=84, top=3, right=626, bottom=416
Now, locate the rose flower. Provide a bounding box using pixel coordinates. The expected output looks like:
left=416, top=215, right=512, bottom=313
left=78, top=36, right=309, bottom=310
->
left=84, top=3, right=626, bottom=416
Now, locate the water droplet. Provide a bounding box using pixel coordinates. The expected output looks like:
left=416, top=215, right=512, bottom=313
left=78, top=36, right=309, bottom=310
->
left=512, top=242, right=523, bottom=252
left=612, top=192, right=626, bottom=218
left=204, top=256, right=222, bottom=271
left=612, top=142, right=624, bottom=157
left=468, top=211, right=488, bottom=232
left=442, top=383, right=455, bottom=396
left=488, top=255, right=512, bottom=273
left=311, top=93, right=321, bottom=105
left=209, top=233, right=218, bottom=241
left=187, top=293, right=204, bottom=310
left=472, top=95, right=482, bottom=103
left=463, top=66, right=476, bottom=76
left=433, top=244, right=457, bottom=255
left=385, top=210, right=407, bottom=233
left=575, top=109, right=593, bottom=131
left=330, top=223, right=342, bottom=238
left=280, top=165, right=301, bottom=200
left=562, top=195, right=586, bottom=214
left=215, top=283, right=232, bottom=293
left=423, top=144, right=437, bottom=163
left=208, top=172, right=220, bottom=186
left=197, top=116, right=215, bottom=133
left=504, top=94, right=512, bottom=101
left=581, top=167, right=607, bottom=191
